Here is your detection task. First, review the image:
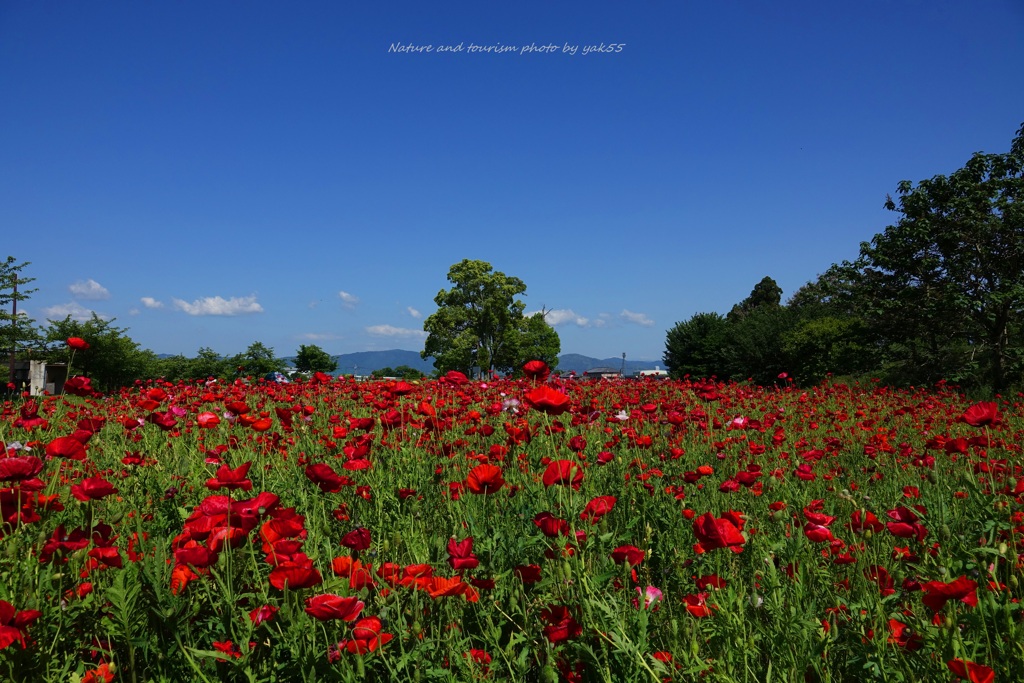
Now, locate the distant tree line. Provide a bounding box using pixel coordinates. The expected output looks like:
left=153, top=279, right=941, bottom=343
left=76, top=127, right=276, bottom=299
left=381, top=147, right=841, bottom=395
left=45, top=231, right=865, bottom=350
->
left=665, top=123, right=1024, bottom=394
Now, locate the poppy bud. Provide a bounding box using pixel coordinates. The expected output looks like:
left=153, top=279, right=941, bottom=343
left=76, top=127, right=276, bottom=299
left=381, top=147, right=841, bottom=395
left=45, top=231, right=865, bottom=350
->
left=999, top=542, right=1008, bottom=556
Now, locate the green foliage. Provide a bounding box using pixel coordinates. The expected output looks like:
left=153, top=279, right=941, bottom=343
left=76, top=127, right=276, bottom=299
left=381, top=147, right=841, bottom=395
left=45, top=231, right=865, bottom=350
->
left=44, top=314, right=158, bottom=390
left=371, top=365, right=426, bottom=379
left=0, top=257, right=41, bottom=382
left=422, top=260, right=555, bottom=376
left=236, top=341, right=282, bottom=378
left=498, top=312, right=561, bottom=376
left=663, top=312, right=729, bottom=380
left=294, top=344, right=338, bottom=374
left=727, top=275, right=783, bottom=322
left=858, top=122, right=1024, bottom=391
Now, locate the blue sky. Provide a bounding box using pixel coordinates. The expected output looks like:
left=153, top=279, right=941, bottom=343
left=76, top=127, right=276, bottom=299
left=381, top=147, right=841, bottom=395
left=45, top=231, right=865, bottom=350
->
left=2, top=1, right=1022, bottom=362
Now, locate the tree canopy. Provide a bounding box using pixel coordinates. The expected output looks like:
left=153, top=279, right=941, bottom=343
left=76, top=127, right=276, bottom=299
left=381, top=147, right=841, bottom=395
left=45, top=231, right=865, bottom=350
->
left=294, top=344, right=337, bottom=374
left=663, top=123, right=1024, bottom=393
left=422, top=260, right=559, bottom=376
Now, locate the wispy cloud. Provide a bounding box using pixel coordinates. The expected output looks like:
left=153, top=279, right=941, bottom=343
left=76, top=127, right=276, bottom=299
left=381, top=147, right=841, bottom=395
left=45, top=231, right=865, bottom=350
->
left=140, top=297, right=164, bottom=309
left=365, top=324, right=428, bottom=339
left=620, top=309, right=654, bottom=327
left=173, top=295, right=263, bottom=316
left=42, top=302, right=106, bottom=322
left=407, top=306, right=421, bottom=319
left=69, top=279, right=110, bottom=300
left=542, top=309, right=591, bottom=327
left=297, top=332, right=344, bottom=341
left=339, top=291, right=359, bottom=309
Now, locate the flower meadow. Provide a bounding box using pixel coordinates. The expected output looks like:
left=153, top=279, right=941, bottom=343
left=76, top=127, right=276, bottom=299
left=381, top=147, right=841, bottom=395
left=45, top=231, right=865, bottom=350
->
left=1, top=364, right=1022, bottom=683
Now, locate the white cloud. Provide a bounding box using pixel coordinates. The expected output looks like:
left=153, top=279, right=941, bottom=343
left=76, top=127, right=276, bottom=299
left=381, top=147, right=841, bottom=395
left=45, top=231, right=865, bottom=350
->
left=140, top=297, right=164, bottom=309
left=365, top=324, right=428, bottom=339
left=172, top=295, right=263, bottom=316
left=407, top=306, right=421, bottom=319
left=543, top=309, right=591, bottom=327
left=620, top=309, right=654, bottom=327
left=338, top=291, right=359, bottom=309
left=69, top=279, right=110, bottom=300
left=42, top=302, right=107, bottom=322
left=297, top=332, right=344, bottom=341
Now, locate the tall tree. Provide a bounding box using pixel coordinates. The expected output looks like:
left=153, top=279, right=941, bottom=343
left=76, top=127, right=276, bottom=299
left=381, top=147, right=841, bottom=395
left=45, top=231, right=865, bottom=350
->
left=236, top=341, right=282, bottom=378
left=727, top=276, right=783, bottom=322
left=497, top=311, right=561, bottom=375
left=294, top=344, right=338, bottom=374
left=1, top=257, right=40, bottom=383
left=663, top=312, right=730, bottom=380
left=422, top=260, right=529, bottom=376
left=859, top=122, right=1024, bottom=390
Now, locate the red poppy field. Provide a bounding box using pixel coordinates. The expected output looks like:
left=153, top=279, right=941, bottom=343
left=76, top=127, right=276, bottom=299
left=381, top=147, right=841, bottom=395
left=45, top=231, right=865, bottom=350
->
left=1, top=368, right=1022, bottom=682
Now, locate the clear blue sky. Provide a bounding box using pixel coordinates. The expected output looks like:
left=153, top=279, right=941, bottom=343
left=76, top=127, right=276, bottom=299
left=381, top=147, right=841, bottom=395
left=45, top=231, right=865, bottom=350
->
left=3, top=1, right=1022, bottom=362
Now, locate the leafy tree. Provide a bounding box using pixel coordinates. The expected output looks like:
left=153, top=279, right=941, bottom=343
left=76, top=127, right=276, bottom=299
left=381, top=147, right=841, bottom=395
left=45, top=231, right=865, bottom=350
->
left=498, top=311, right=561, bottom=375
left=855, top=122, right=1024, bottom=390
left=189, top=347, right=234, bottom=380
left=663, top=312, right=730, bottom=380
left=422, top=259, right=529, bottom=376
left=1, top=257, right=41, bottom=383
left=236, top=341, right=282, bottom=378
left=371, top=365, right=425, bottom=380
left=294, top=344, right=337, bottom=374
left=722, top=306, right=795, bottom=385
left=44, top=314, right=158, bottom=390
left=727, top=276, right=783, bottom=322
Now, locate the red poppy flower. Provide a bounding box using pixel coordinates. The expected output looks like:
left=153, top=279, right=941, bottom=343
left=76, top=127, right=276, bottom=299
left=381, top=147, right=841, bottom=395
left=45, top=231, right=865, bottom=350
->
left=205, top=462, right=253, bottom=491
left=45, top=435, right=87, bottom=461
left=922, top=576, right=978, bottom=612
left=335, top=616, right=393, bottom=655
left=0, top=456, right=44, bottom=482
left=682, top=592, right=715, bottom=618
left=196, top=412, right=221, bottom=429
left=464, top=649, right=492, bottom=674
left=269, top=559, right=322, bottom=590
left=848, top=510, right=884, bottom=534
left=524, top=385, right=571, bottom=416
left=947, top=659, right=994, bottom=683
left=523, top=360, right=550, bottom=382
left=304, top=594, right=364, bottom=621
left=426, top=576, right=479, bottom=601
left=611, top=545, right=645, bottom=566
left=0, top=600, right=42, bottom=649
left=539, top=604, right=582, bottom=643
left=341, top=527, right=372, bottom=552
left=962, top=402, right=1001, bottom=428
left=64, top=376, right=96, bottom=397
left=465, top=463, right=505, bottom=495
left=542, top=460, right=583, bottom=489
left=71, top=475, right=118, bottom=501
left=447, top=537, right=479, bottom=571
left=580, top=495, right=616, bottom=524
left=249, top=605, right=279, bottom=626
left=305, top=463, right=348, bottom=493
left=887, top=619, right=923, bottom=650
left=81, top=663, right=115, bottom=683
left=514, top=564, right=542, bottom=583
left=692, top=512, right=746, bottom=553
left=66, top=337, right=90, bottom=350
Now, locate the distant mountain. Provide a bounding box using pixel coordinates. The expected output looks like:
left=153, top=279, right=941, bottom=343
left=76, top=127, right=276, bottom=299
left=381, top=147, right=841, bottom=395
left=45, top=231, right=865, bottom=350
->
left=556, top=354, right=663, bottom=375
left=278, top=350, right=662, bottom=377
left=327, top=350, right=435, bottom=375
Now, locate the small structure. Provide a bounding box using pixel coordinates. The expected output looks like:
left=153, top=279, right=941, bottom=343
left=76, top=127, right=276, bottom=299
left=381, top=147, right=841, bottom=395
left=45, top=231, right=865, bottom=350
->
left=583, top=366, right=621, bottom=380
left=12, top=360, right=68, bottom=396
